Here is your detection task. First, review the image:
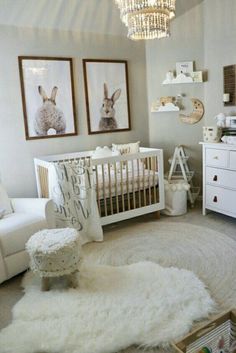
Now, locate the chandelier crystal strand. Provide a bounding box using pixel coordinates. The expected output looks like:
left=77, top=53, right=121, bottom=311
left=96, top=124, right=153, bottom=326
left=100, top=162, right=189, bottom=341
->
left=115, top=0, right=176, bottom=40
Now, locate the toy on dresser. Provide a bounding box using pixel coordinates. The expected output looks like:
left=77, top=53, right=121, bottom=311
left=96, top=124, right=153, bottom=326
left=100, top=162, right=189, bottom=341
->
left=213, top=113, right=236, bottom=145
left=215, top=113, right=236, bottom=128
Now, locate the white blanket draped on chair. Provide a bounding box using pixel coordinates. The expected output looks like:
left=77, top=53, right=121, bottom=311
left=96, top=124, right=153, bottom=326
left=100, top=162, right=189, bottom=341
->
left=48, top=159, right=103, bottom=244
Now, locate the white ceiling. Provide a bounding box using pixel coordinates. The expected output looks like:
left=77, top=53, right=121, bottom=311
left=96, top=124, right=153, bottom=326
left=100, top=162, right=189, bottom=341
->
left=0, top=0, right=126, bottom=36
left=0, top=0, right=204, bottom=36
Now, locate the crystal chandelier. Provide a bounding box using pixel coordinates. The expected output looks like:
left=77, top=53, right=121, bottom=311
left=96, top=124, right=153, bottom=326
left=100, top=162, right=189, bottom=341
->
left=114, top=0, right=176, bottom=40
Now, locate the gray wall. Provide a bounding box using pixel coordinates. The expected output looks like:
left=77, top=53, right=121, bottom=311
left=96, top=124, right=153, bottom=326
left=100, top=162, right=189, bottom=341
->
left=146, top=0, right=236, bottom=185
left=0, top=25, right=148, bottom=197
left=146, top=1, right=205, bottom=184
left=1, top=0, right=235, bottom=197
left=204, top=0, right=236, bottom=122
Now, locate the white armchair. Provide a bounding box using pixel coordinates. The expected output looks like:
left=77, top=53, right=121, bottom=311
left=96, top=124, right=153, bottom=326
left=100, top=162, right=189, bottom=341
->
left=0, top=197, right=54, bottom=284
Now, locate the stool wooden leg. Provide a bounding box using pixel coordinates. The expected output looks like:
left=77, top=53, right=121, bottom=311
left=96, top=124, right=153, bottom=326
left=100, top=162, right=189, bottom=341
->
left=155, top=211, right=161, bottom=219
left=41, top=277, right=50, bottom=292
left=67, top=272, right=78, bottom=289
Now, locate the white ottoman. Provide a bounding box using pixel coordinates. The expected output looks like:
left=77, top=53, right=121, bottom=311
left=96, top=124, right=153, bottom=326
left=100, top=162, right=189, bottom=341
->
left=26, top=228, right=81, bottom=291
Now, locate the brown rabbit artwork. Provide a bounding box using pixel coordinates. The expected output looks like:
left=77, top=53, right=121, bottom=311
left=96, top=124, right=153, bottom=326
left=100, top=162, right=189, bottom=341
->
left=99, top=83, right=121, bottom=131
left=34, top=86, right=66, bottom=136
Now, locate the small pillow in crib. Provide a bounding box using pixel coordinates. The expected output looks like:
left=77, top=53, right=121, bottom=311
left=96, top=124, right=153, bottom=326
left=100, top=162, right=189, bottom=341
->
left=112, top=142, right=140, bottom=155
left=92, top=146, right=120, bottom=159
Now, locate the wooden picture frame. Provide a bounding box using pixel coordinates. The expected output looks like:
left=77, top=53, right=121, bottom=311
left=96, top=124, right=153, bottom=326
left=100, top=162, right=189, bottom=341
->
left=18, top=56, right=77, bottom=140
left=83, top=59, right=131, bottom=135
left=224, top=65, right=236, bottom=106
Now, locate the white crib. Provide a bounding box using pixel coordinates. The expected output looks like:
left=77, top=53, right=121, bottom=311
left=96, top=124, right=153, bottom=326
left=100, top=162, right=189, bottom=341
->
left=34, top=147, right=165, bottom=226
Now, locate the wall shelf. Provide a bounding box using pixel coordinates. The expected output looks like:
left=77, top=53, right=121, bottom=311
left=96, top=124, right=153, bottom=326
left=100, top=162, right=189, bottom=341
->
left=151, top=108, right=180, bottom=113
left=151, top=102, right=180, bottom=113
left=162, top=70, right=205, bottom=85
left=162, top=82, right=204, bottom=86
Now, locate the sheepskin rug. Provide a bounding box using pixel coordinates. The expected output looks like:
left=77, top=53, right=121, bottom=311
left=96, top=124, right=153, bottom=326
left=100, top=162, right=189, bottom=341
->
left=0, top=261, right=215, bottom=353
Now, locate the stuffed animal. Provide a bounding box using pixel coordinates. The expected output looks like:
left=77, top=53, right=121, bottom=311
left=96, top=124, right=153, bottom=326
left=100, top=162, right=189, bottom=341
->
left=215, top=113, right=226, bottom=127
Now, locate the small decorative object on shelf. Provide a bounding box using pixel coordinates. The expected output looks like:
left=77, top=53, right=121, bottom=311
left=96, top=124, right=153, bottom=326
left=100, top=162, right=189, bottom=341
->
left=180, top=98, right=204, bottom=124
left=191, top=71, right=203, bottom=83
left=163, top=72, right=194, bottom=84
left=215, top=113, right=226, bottom=127
left=203, top=126, right=222, bottom=143
left=176, top=61, right=194, bottom=75
left=151, top=95, right=181, bottom=113
left=163, top=61, right=204, bottom=85
left=223, top=93, right=230, bottom=103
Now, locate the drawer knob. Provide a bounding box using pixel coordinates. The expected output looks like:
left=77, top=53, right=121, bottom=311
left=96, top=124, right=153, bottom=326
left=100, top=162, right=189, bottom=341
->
left=213, top=196, right=218, bottom=203
left=213, top=156, right=219, bottom=160
left=213, top=175, right=218, bottom=182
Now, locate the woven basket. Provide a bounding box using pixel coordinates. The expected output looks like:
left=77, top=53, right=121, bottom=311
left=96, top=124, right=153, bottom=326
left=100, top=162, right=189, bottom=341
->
left=174, top=310, right=236, bottom=353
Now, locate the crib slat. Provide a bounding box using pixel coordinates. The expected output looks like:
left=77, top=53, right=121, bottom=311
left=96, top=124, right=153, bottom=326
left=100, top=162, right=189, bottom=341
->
left=126, top=160, right=131, bottom=210
left=120, top=161, right=125, bottom=212
left=147, top=157, right=151, bottom=205
left=132, top=159, right=136, bottom=209
left=153, top=156, right=157, bottom=204
left=43, top=167, right=48, bottom=198
left=39, top=166, right=49, bottom=198
left=102, top=164, right=107, bottom=217
left=108, top=163, right=113, bottom=215
left=143, top=159, right=146, bottom=207
left=114, top=162, right=119, bottom=214
left=95, top=165, right=101, bottom=216
left=137, top=159, right=141, bottom=208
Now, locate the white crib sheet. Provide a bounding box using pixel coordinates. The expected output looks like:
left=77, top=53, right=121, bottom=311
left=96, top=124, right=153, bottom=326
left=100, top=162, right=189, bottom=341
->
left=94, top=168, right=159, bottom=200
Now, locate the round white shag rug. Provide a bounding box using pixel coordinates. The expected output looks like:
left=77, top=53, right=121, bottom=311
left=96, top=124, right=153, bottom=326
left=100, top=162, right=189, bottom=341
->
left=84, top=222, right=236, bottom=310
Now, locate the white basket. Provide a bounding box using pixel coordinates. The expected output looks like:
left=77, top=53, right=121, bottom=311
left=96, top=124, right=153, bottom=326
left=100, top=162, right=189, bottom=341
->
left=162, top=180, right=189, bottom=216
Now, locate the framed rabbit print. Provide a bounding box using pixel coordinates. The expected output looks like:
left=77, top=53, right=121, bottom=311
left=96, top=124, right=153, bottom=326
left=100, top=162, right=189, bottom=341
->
left=18, top=56, right=77, bottom=140
left=83, top=59, right=131, bottom=134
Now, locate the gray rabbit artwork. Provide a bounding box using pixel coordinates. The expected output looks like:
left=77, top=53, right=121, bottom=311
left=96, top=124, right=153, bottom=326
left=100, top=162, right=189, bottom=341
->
left=34, top=86, right=66, bottom=136
left=99, top=83, right=121, bottom=131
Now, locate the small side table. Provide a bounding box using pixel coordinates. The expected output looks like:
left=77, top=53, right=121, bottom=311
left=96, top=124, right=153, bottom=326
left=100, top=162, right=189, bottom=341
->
left=26, top=228, right=81, bottom=291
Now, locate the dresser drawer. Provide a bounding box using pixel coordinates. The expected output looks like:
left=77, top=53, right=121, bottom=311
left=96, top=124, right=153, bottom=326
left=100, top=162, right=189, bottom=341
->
left=206, top=185, right=236, bottom=214
left=206, top=166, right=236, bottom=189
left=229, top=151, right=236, bottom=170
left=205, top=148, right=229, bottom=168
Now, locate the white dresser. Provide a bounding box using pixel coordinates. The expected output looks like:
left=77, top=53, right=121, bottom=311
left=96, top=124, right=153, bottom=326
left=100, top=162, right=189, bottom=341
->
left=201, top=142, right=236, bottom=218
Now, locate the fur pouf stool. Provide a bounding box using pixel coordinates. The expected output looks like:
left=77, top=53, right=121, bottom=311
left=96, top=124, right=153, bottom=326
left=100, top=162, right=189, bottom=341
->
left=26, top=228, right=81, bottom=291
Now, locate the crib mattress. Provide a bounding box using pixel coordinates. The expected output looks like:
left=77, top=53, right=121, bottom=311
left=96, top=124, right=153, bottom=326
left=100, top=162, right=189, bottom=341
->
left=94, top=168, right=159, bottom=200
